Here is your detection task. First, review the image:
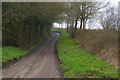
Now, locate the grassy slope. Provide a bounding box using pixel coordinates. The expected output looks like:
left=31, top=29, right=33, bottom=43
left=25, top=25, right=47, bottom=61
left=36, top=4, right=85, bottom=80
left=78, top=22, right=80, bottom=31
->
left=2, top=47, right=27, bottom=64
left=53, top=28, right=118, bottom=78
left=1, top=38, right=45, bottom=65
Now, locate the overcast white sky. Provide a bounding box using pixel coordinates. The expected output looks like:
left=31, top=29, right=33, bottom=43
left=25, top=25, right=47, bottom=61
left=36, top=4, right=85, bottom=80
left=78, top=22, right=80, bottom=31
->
left=110, top=0, right=119, bottom=7
left=53, top=0, right=120, bottom=29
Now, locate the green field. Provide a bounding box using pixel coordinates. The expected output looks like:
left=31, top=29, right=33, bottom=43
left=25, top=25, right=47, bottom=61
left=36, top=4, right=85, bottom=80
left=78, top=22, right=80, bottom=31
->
left=53, top=28, right=119, bottom=78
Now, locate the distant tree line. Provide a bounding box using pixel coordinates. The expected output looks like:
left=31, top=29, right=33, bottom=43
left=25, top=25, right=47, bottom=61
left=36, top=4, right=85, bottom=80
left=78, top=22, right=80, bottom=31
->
left=59, top=2, right=118, bottom=38
left=2, top=2, right=65, bottom=49
left=2, top=2, right=118, bottom=48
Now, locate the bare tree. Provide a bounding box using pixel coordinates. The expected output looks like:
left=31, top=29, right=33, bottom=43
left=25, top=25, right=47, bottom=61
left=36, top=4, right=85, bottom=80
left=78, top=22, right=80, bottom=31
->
left=71, top=2, right=109, bottom=29
left=99, top=6, right=118, bottom=30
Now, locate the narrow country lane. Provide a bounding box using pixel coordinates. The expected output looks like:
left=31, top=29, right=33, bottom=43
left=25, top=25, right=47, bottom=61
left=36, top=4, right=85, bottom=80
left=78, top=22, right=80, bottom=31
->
left=2, top=32, right=62, bottom=78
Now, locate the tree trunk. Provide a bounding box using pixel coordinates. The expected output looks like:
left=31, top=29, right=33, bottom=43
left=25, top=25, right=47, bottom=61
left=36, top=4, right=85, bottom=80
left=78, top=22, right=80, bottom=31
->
left=83, top=20, right=86, bottom=29
left=75, top=15, right=78, bottom=30
left=80, top=20, right=83, bottom=29
left=66, top=19, right=69, bottom=32
left=71, top=20, right=75, bottom=38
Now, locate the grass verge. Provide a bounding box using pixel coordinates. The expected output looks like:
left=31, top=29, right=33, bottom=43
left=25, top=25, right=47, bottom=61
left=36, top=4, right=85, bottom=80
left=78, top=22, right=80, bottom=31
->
left=53, top=28, right=119, bottom=78
left=1, top=47, right=27, bottom=65
left=1, top=38, right=45, bottom=66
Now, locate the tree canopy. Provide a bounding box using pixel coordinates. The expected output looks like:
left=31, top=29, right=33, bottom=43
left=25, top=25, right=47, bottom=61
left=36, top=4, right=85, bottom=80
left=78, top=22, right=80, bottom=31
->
left=2, top=2, right=65, bottom=48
